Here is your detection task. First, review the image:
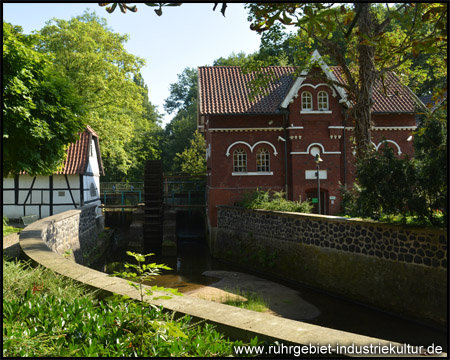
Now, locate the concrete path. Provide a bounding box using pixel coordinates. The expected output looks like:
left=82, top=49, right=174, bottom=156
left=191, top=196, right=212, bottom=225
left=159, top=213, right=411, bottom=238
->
left=3, top=232, right=21, bottom=258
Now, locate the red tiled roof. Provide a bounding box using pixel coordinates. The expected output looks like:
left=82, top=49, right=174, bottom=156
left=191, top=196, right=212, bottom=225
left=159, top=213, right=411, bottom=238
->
left=55, top=126, right=102, bottom=175
left=198, top=66, right=296, bottom=115
left=199, top=66, right=421, bottom=115
left=331, top=67, right=419, bottom=113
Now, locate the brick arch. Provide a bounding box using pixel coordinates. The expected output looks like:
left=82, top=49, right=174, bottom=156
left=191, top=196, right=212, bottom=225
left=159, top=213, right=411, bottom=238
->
left=376, top=139, right=402, bottom=155
left=226, top=141, right=278, bottom=157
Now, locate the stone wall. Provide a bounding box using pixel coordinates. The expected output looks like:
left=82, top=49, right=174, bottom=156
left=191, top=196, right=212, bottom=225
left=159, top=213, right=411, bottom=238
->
left=40, top=204, right=107, bottom=265
left=215, top=206, right=447, bottom=327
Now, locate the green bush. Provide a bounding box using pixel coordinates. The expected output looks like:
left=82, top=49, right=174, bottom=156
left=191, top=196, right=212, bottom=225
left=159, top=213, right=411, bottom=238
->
left=239, top=189, right=313, bottom=213
left=340, top=135, right=447, bottom=227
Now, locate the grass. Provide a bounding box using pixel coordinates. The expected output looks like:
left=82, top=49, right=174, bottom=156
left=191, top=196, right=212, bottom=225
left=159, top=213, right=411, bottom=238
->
left=3, top=225, right=21, bottom=237
left=3, top=256, right=262, bottom=357
left=3, top=217, right=21, bottom=237
left=221, top=287, right=270, bottom=313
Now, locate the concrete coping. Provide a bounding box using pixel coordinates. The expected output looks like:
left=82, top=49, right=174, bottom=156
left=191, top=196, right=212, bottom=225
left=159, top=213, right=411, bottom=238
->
left=217, top=205, right=448, bottom=234
left=18, top=212, right=446, bottom=357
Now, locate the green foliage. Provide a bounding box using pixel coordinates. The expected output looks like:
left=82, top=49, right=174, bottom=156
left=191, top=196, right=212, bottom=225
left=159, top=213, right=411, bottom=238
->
left=246, top=3, right=447, bottom=158
left=36, top=12, right=162, bottom=181
left=239, top=189, right=313, bottom=214
left=3, top=256, right=263, bottom=357
left=222, top=288, right=270, bottom=313
left=3, top=257, right=95, bottom=304
left=110, top=251, right=184, bottom=355
left=3, top=217, right=20, bottom=237
left=174, top=130, right=206, bottom=175
left=355, top=145, right=416, bottom=220
left=341, top=120, right=447, bottom=227
left=162, top=67, right=199, bottom=173
left=162, top=104, right=198, bottom=173
left=3, top=22, right=86, bottom=176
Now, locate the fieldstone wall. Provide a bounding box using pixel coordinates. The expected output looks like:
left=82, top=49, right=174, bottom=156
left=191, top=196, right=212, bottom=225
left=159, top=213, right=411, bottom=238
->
left=215, top=206, right=447, bottom=327
left=41, top=204, right=107, bottom=265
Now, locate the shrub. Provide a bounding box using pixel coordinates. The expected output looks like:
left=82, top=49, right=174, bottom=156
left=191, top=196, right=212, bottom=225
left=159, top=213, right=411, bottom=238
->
left=239, top=189, right=312, bottom=213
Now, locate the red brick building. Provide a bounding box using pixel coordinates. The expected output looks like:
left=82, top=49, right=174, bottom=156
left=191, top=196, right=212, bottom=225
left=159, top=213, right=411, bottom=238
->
left=197, top=51, right=422, bottom=239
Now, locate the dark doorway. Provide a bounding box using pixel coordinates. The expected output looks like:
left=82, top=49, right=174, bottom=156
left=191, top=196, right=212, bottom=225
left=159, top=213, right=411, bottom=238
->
left=306, top=189, right=327, bottom=215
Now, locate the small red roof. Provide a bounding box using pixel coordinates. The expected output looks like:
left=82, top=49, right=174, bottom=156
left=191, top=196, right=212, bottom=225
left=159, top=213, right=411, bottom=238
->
left=55, top=126, right=104, bottom=175
left=198, top=66, right=421, bottom=115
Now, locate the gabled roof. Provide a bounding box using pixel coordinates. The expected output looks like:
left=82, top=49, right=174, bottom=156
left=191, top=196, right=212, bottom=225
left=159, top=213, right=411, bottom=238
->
left=198, top=51, right=423, bottom=116
left=55, top=125, right=104, bottom=175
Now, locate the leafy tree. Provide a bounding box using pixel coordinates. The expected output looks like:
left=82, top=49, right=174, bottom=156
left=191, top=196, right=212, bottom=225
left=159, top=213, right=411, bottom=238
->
left=36, top=12, right=161, bottom=180
left=355, top=145, right=417, bottom=220
left=122, top=73, right=163, bottom=182
left=344, top=105, right=447, bottom=227
left=247, top=3, right=447, bottom=159
left=162, top=104, right=197, bottom=173
left=413, top=103, right=447, bottom=225
left=164, top=67, right=198, bottom=115
left=161, top=67, right=199, bottom=173
left=213, top=51, right=256, bottom=66
left=174, top=131, right=206, bottom=175
left=3, top=21, right=86, bottom=176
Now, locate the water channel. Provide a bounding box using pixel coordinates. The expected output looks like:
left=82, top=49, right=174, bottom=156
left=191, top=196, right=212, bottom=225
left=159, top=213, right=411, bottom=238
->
left=91, top=221, right=447, bottom=352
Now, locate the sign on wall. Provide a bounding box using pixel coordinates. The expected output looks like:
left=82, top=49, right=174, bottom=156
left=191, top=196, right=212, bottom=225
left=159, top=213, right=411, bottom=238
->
left=305, top=170, right=327, bottom=180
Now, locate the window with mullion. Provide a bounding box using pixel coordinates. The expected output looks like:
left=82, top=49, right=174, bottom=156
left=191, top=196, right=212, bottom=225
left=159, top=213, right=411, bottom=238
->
left=256, top=148, right=270, bottom=172
left=302, top=91, right=312, bottom=110
left=318, top=91, right=329, bottom=110
left=233, top=149, right=247, bottom=172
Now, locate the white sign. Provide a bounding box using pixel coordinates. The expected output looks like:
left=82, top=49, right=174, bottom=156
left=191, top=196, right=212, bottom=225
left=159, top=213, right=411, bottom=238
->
left=305, top=170, right=327, bottom=180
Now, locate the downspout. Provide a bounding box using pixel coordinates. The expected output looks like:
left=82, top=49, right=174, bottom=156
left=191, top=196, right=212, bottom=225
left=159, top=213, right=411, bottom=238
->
left=342, top=107, right=348, bottom=188
left=282, top=111, right=289, bottom=199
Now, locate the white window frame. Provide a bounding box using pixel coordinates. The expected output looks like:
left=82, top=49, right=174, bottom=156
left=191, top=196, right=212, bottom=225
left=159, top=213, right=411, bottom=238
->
left=301, top=91, right=313, bottom=110
left=256, top=148, right=270, bottom=172
left=233, top=149, right=247, bottom=173
left=318, top=90, right=329, bottom=110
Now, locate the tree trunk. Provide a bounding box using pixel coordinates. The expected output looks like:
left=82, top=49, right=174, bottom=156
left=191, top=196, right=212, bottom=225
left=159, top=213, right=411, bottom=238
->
left=353, top=3, right=376, bottom=160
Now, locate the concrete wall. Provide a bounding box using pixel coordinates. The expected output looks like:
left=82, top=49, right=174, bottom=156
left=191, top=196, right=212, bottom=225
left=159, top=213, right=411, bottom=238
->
left=35, top=204, right=106, bottom=266
left=214, top=206, right=447, bottom=327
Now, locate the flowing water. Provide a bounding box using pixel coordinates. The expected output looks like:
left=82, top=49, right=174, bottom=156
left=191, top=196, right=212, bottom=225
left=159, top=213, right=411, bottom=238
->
left=91, top=227, right=447, bottom=352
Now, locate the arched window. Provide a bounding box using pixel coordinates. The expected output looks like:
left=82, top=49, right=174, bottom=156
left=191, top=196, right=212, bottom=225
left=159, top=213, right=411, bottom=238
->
left=233, top=149, right=247, bottom=172
left=256, top=148, right=270, bottom=172
left=318, top=91, right=329, bottom=110
left=301, top=91, right=312, bottom=110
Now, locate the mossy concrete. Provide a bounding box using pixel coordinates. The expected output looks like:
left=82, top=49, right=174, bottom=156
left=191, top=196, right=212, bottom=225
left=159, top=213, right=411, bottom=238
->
left=18, top=213, right=446, bottom=357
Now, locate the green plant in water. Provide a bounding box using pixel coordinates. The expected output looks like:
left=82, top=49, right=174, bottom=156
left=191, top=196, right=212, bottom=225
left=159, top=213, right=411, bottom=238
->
left=110, top=251, right=186, bottom=355
left=222, top=287, right=269, bottom=313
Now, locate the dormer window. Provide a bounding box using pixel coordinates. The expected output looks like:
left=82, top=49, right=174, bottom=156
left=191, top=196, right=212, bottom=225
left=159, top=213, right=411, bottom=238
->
left=318, top=91, right=329, bottom=110
left=301, top=91, right=312, bottom=110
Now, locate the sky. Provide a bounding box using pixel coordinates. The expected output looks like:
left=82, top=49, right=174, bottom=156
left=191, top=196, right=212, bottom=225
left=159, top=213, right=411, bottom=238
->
left=3, top=2, right=263, bottom=126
